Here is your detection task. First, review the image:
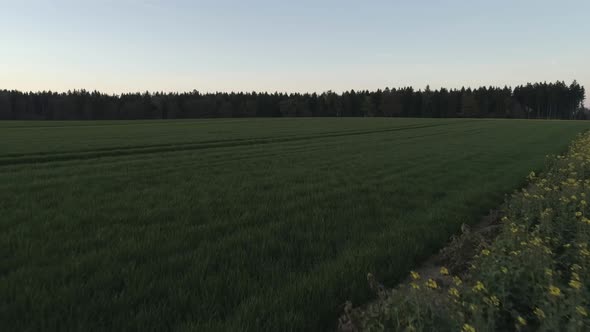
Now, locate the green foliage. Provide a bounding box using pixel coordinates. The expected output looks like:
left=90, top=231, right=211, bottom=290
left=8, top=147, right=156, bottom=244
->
left=1, top=118, right=589, bottom=331
left=346, top=131, right=590, bottom=332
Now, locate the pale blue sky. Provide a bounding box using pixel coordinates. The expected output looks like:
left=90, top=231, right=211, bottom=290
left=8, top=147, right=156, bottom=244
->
left=1, top=0, right=589, bottom=99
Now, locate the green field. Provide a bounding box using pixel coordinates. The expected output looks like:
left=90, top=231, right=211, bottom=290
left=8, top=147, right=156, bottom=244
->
left=1, top=118, right=589, bottom=331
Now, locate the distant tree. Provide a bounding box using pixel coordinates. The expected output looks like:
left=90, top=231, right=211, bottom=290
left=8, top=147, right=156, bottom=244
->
left=460, top=90, right=478, bottom=117
left=0, top=81, right=585, bottom=120
left=361, top=95, right=377, bottom=117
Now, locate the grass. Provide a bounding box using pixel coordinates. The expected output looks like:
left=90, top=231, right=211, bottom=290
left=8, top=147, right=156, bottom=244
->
left=344, top=130, right=590, bottom=331
left=1, top=118, right=589, bottom=331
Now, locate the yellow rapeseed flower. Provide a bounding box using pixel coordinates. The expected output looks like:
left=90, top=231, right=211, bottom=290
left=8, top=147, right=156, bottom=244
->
left=501, top=266, right=508, bottom=274
left=439, top=267, right=449, bottom=275
left=517, top=316, right=527, bottom=326
left=549, top=285, right=561, bottom=297
left=575, top=211, right=583, bottom=217
left=448, top=287, right=460, bottom=298
left=510, top=224, right=519, bottom=233
left=426, top=278, right=438, bottom=289
left=577, top=306, right=588, bottom=317
left=410, top=282, right=420, bottom=290
left=473, top=281, right=486, bottom=292
left=484, top=295, right=500, bottom=307
left=462, top=323, right=476, bottom=332
left=531, top=237, right=543, bottom=246
left=569, top=279, right=582, bottom=290
left=410, top=271, right=420, bottom=280
left=453, top=276, right=463, bottom=286
left=534, top=307, right=546, bottom=319
left=490, top=295, right=500, bottom=306
left=545, top=268, right=553, bottom=277
left=481, top=249, right=491, bottom=256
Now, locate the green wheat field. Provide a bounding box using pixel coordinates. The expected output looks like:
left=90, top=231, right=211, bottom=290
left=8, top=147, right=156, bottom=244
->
left=1, top=118, right=588, bottom=331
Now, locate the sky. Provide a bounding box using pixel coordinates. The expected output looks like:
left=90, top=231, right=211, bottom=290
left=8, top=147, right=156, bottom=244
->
left=1, top=0, right=589, bottom=101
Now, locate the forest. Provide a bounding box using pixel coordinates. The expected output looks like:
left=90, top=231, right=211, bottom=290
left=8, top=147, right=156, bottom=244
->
left=0, top=81, right=586, bottom=120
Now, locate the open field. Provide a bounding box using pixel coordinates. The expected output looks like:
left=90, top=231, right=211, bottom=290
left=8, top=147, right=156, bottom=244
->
left=1, top=118, right=589, bottom=331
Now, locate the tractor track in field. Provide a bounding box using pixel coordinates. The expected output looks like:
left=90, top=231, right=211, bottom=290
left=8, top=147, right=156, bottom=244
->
left=0, top=120, right=476, bottom=167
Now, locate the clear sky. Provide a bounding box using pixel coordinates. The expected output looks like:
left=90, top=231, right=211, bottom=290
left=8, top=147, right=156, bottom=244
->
left=1, top=0, right=589, bottom=99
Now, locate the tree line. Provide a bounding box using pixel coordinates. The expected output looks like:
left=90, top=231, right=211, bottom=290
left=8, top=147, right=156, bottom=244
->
left=0, top=81, right=585, bottom=120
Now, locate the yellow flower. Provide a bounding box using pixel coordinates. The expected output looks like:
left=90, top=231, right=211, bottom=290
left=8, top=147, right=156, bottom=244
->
left=410, top=271, right=420, bottom=280
left=462, top=323, right=476, bottom=332
left=473, top=281, right=486, bottom=292
left=481, top=249, right=491, bottom=256
left=531, top=237, right=543, bottom=246
left=577, top=306, right=588, bottom=317
left=549, top=285, right=561, bottom=297
left=448, top=287, right=460, bottom=298
left=517, top=316, right=527, bottom=326
left=571, top=195, right=578, bottom=201
left=569, top=279, right=582, bottom=290
left=575, top=211, right=583, bottom=217
left=501, top=266, right=508, bottom=274
left=581, top=200, right=587, bottom=206
left=490, top=295, right=500, bottom=306
left=439, top=267, right=449, bottom=276
left=426, top=278, right=438, bottom=289
left=545, top=268, right=553, bottom=277
left=534, top=307, right=546, bottom=319
left=484, top=295, right=500, bottom=307
left=453, top=276, right=463, bottom=286
left=410, top=282, right=420, bottom=290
